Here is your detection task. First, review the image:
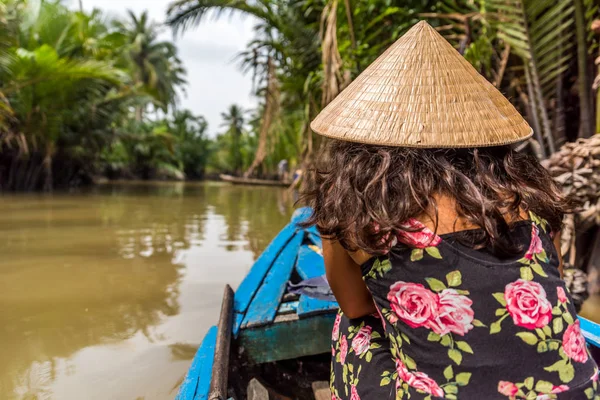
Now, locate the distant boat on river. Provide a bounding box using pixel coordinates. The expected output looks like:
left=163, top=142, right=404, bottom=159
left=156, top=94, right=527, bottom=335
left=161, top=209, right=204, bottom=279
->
left=175, top=208, right=600, bottom=400
left=220, top=174, right=291, bottom=188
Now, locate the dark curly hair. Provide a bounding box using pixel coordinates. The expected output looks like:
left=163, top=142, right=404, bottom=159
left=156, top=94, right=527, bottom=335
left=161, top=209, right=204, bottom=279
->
left=301, top=140, right=574, bottom=256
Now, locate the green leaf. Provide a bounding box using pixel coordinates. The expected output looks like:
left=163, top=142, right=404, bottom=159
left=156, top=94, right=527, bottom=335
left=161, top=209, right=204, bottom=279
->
left=456, top=289, right=470, bottom=295
left=536, top=328, right=546, bottom=340
left=348, top=363, right=354, bottom=373
left=401, top=333, right=411, bottom=344
left=372, top=331, right=381, bottom=339
left=542, top=325, right=552, bottom=337
left=456, top=341, right=474, bottom=354
left=446, top=394, right=457, bottom=400
left=585, top=387, right=595, bottom=399
left=448, top=349, right=462, bottom=365
left=403, top=354, right=416, bottom=369
left=496, top=308, right=507, bottom=316
left=552, top=306, right=562, bottom=315
left=551, top=317, right=563, bottom=336
left=516, top=332, right=539, bottom=345
left=549, top=341, right=560, bottom=351
left=446, top=270, right=462, bottom=287
left=472, top=319, right=486, bottom=327
left=544, top=359, right=566, bottom=372
left=410, top=248, right=423, bottom=261
left=425, top=246, right=442, bottom=259
left=425, top=277, right=446, bottom=292
left=428, top=332, right=441, bottom=342
left=537, top=341, right=549, bottom=353
left=443, top=365, right=454, bottom=380
left=520, top=266, right=534, bottom=280
left=563, top=312, right=574, bottom=325
left=531, top=263, right=548, bottom=277
left=445, top=385, right=458, bottom=394
left=535, top=380, right=553, bottom=393
left=380, top=376, right=391, bottom=386
left=558, top=361, right=575, bottom=383
left=493, top=293, right=507, bottom=306
left=524, top=376, right=534, bottom=390
left=371, top=343, right=382, bottom=349
left=441, top=334, right=452, bottom=347
left=366, top=351, right=373, bottom=362
left=490, top=321, right=502, bottom=334
left=455, top=372, right=472, bottom=386
left=381, top=371, right=391, bottom=377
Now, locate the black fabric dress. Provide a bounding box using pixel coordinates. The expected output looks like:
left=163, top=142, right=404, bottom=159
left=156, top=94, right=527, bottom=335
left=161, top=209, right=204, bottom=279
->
left=330, top=215, right=599, bottom=400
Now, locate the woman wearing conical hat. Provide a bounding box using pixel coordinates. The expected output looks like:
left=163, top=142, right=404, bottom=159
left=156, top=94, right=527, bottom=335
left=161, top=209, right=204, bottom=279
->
left=302, top=21, right=599, bottom=399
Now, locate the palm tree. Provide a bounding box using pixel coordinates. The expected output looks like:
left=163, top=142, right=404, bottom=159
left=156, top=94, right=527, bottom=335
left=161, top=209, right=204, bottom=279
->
left=220, top=104, right=245, bottom=174
left=115, top=10, right=187, bottom=119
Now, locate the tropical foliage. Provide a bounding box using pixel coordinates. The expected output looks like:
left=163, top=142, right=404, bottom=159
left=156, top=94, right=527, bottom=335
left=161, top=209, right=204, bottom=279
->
left=168, top=0, right=600, bottom=175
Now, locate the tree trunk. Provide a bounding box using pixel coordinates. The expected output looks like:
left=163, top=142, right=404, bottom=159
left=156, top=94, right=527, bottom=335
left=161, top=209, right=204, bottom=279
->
left=524, top=64, right=547, bottom=159
left=574, top=0, right=594, bottom=138
left=243, top=57, right=279, bottom=178
left=42, top=142, right=54, bottom=192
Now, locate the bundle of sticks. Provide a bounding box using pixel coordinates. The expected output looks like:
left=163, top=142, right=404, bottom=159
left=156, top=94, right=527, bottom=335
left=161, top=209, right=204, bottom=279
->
left=543, top=135, right=600, bottom=309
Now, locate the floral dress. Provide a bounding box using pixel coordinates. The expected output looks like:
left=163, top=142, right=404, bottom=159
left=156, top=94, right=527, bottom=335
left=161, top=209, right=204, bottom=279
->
left=331, top=215, right=599, bottom=400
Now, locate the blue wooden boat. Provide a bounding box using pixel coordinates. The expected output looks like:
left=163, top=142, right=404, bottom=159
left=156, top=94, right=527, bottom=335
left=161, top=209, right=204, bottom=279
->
left=176, top=207, right=600, bottom=400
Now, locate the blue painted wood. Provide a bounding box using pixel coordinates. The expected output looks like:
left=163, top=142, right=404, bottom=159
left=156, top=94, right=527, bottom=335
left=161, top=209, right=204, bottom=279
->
left=242, top=233, right=304, bottom=328
left=579, top=316, right=600, bottom=349
left=239, top=313, right=336, bottom=364
left=308, top=232, right=323, bottom=249
left=296, top=245, right=325, bottom=280
left=277, top=300, right=299, bottom=314
left=176, top=326, right=217, bottom=400
left=298, top=295, right=338, bottom=318
left=233, top=222, right=296, bottom=316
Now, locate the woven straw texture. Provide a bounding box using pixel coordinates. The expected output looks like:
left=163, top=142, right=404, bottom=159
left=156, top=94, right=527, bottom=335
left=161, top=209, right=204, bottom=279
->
left=310, top=21, right=533, bottom=148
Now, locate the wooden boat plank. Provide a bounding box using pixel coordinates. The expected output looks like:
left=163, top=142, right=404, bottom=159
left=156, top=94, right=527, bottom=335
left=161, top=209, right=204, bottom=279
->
left=209, top=286, right=234, bottom=400
left=277, top=301, right=299, bottom=315
left=233, top=313, right=244, bottom=338
left=242, top=233, right=304, bottom=328
left=312, top=381, right=330, bottom=400
left=239, top=313, right=336, bottom=364
left=580, top=316, right=600, bottom=348
left=298, top=296, right=338, bottom=318
left=296, top=245, right=325, bottom=280
left=175, top=326, right=217, bottom=400
left=234, top=222, right=296, bottom=318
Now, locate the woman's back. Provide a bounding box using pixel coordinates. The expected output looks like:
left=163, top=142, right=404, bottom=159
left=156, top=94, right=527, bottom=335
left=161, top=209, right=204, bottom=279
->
left=330, top=216, right=598, bottom=399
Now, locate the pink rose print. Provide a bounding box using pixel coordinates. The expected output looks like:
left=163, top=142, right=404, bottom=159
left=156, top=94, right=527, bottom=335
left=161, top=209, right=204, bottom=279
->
left=350, top=384, right=360, bottom=400
left=395, top=359, right=444, bottom=398
left=504, top=279, right=552, bottom=329
left=525, top=223, right=544, bottom=260
left=332, top=313, right=341, bottom=341
left=387, top=282, right=439, bottom=329
left=396, top=218, right=442, bottom=249
left=339, top=335, right=348, bottom=364
left=331, top=393, right=341, bottom=400
left=352, top=326, right=372, bottom=355
left=551, top=385, right=569, bottom=394
left=498, top=381, right=519, bottom=397
left=430, top=289, right=475, bottom=336
left=557, top=286, right=568, bottom=304
left=562, top=320, right=589, bottom=363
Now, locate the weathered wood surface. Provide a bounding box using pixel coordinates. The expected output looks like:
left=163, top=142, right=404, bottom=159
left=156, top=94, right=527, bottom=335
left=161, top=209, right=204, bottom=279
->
left=239, top=313, right=336, bottom=364
left=233, top=222, right=296, bottom=334
left=209, top=285, right=234, bottom=400
left=220, top=174, right=290, bottom=187
left=277, top=300, right=299, bottom=315
left=311, top=381, right=330, bottom=400
left=296, top=245, right=325, bottom=280
left=298, top=296, right=338, bottom=318
left=175, top=326, right=217, bottom=400
left=242, top=233, right=304, bottom=328
left=247, top=379, right=270, bottom=400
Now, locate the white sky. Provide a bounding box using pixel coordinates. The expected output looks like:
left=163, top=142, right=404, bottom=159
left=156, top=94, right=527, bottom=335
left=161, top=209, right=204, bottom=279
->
left=71, top=0, right=258, bottom=136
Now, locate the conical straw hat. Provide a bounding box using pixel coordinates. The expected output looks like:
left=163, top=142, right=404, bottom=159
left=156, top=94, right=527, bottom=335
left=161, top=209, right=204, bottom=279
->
left=310, top=21, right=532, bottom=148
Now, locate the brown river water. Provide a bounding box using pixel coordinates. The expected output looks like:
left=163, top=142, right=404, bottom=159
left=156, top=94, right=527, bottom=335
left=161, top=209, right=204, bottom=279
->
left=1, top=181, right=598, bottom=400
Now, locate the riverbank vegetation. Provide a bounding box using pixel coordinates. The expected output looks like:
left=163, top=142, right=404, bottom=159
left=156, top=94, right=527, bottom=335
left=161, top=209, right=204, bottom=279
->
left=1, top=0, right=600, bottom=189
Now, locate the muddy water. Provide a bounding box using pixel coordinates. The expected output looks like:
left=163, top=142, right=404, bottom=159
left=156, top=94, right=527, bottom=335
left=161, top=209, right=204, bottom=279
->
left=0, top=182, right=294, bottom=400
left=1, top=181, right=598, bottom=400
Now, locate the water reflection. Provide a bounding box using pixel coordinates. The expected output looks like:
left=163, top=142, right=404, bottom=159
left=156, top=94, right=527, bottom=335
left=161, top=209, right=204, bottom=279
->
left=0, top=182, right=293, bottom=400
